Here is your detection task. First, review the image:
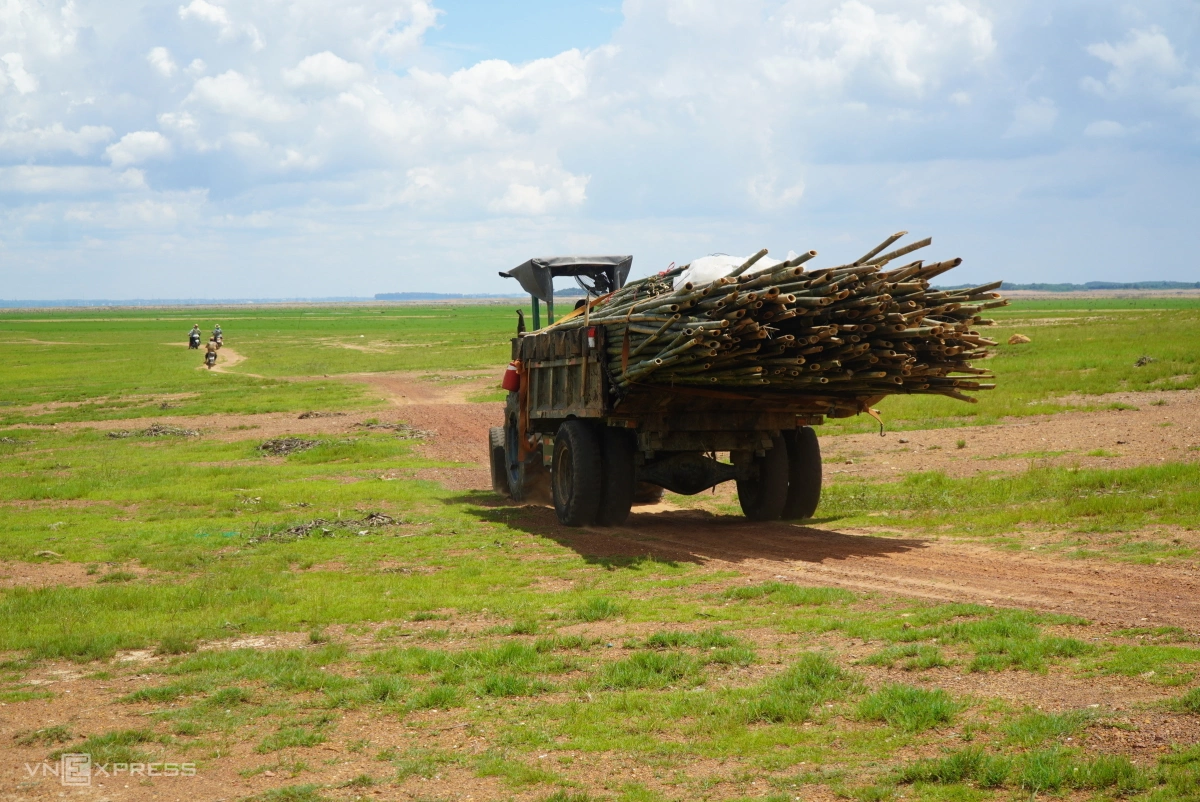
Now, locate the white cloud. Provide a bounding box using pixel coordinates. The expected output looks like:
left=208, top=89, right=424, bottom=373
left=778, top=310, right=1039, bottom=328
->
left=0, top=123, right=113, bottom=156
left=1084, top=120, right=1126, bottom=138
left=147, top=47, right=178, bottom=78
left=1, top=53, right=39, bottom=94
left=187, top=70, right=296, bottom=121
left=178, top=0, right=263, bottom=50
left=490, top=176, right=589, bottom=216
left=178, top=0, right=232, bottom=35
left=0, top=166, right=147, bottom=195
left=763, top=1, right=996, bottom=96
left=106, top=131, right=172, bottom=168
left=283, top=52, right=365, bottom=89
left=364, top=1, right=441, bottom=61
left=748, top=174, right=805, bottom=210
left=1083, top=27, right=1200, bottom=119
left=1005, top=97, right=1057, bottom=137
left=1084, top=27, right=1181, bottom=96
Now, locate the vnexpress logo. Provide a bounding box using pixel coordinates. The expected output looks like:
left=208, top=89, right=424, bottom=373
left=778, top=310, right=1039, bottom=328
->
left=61, top=754, right=91, bottom=787
left=24, top=755, right=196, bottom=786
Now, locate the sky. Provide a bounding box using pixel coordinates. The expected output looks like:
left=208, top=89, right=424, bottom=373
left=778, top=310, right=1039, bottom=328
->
left=1, top=0, right=1197, bottom=300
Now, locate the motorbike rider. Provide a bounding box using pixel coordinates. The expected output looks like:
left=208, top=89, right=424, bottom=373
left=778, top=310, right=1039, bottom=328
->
left=189, top=324, right=202, bottom=349
left=205, top=337, right=218, bottom=367
left=212, top=323, right=223, bottom=349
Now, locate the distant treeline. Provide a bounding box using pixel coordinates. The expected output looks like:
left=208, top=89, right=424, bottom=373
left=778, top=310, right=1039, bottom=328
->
left=934, top=281, right=1200, bottom=292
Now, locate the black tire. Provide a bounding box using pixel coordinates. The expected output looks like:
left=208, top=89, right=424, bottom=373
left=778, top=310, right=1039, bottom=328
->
left=782, top=427, right=822, bottom=519
left=735, top=436, right=789, bottom=521
left=596, top=428, right=636, bottom=526
left=489, top=426, right=509, bottom=497
left=552, top=420, right=603, bottom=527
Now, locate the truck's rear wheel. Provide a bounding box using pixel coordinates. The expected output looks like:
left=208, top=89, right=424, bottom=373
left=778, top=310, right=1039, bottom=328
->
left=489, top=426, right=509, bottom=497
left=596, top=428, right=635, bottom=526
left=735, top=436, right=789, bottom=521
left=552, top=421, right=603, bottom=527
left=782, top=427, right=822, bottom=519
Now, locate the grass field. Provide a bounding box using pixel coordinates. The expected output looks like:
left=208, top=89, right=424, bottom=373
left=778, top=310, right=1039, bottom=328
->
left=1, top=298, right=1198, bottom=800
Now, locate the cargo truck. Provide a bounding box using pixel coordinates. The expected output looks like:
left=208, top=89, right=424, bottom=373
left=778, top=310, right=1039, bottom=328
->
left=489, top=256, right=824, bottom=527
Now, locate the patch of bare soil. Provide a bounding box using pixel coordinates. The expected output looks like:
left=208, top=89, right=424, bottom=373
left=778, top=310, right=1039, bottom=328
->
left=0, top=561, right=148, bottom=589
left=826, top=388, right=1200, bottom=480
left=203, top=345, right=256, bottom=375
left=345, top=371, right=503, bottom=490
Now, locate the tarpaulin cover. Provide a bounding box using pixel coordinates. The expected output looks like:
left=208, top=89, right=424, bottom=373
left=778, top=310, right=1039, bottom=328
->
left=500, top=255, right=633, bottom=303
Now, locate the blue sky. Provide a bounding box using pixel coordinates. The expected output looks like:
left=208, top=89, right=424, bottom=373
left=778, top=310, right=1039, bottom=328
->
left=0, top=0, right=1197, bottom=299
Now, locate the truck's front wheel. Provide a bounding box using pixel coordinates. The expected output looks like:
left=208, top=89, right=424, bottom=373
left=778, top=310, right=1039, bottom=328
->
left=735, top=436, right=789, bottom=521
left=489, top=426, right=509, bottom=497
left=552, top=421, right=603, bottom=526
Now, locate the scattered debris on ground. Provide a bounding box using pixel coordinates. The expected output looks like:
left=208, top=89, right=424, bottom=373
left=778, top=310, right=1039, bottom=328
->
left=158, top=401, right=177, bottom=409
left=107, top=423, right=200, bottom=439
left=355, top=421, right=433, bottom=439
left=33, top=550, right=62, bottom=558
left=259, top=437, right=319, bottom=456
left=298, top=411, right=346, bottom=419
left=0, top=437, right=29, bottom=445
left=1135, top=355, right=1156, bottom=367
left=248, top=512, right=398, bottom=543
left=1008, top=333, right=1032, bottom=344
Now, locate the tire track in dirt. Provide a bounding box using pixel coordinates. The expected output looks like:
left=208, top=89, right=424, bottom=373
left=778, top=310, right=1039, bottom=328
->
left=593, top=510, right=1200, bottom=630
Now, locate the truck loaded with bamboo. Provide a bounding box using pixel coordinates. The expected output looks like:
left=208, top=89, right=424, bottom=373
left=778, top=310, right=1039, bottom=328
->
left=490, top=233, right=1005, bottom=528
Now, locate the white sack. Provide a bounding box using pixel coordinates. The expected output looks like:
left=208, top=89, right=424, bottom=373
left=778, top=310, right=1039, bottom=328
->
left=676, top=250, right=799, bottom=287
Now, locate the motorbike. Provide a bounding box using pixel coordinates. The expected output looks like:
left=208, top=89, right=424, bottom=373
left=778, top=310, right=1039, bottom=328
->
left=214, top=334, right=223, bottom=349
left=205, top=350, right=217, bottom=369
left=189, top=333, right=201, bottom=349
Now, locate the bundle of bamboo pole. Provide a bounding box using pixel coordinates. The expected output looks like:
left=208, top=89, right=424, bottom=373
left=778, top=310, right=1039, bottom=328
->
left=543, top=233, right=1005, bottom=403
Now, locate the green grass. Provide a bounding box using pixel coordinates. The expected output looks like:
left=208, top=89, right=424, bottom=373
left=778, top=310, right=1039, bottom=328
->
left=52, top=728, right=160, bottom=764
left=595, top=651, right=700, bottom=690
left=860, top=644, right=951, bottom=671
left=1002, top=709, right=1092, bottom=747
left=819, top=463, right=1200, bottom=538
left=724, top=581, right=855, bottom=606
left=1168, top=687, right=1200, bottom=713
left=743, top=652, right=858, bottom=724
left=857, top=684, right=958, bottom=732
left=574, top=597, right=623, bottom=622
left=244, top=785, right=328, bottom=802
left=895, top=746, right=1149, bottom=794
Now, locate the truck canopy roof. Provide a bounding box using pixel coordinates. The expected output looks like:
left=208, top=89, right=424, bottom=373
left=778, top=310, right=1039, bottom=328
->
left=500, top=255, right=633, bottom=303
